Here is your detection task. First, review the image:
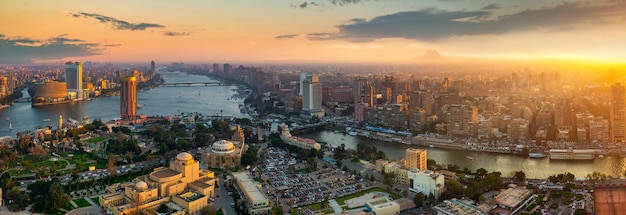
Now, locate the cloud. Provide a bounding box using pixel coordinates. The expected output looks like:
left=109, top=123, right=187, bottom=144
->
left=300, top=2, right=308, bottom=8
left=292, top=0, right=369, bottom=9
left=482, top=4, right=500, bottom=10
left=0, top=35, right=103, bottom=64
left=314, top=1, right=626, bottom=41
left=70, top=12, right=165, bottom=31
left=307, top=33, right=335, bottom=40
left=163, top=31, right=190, bottom=36
left=275, top=34, right=299, bottom=40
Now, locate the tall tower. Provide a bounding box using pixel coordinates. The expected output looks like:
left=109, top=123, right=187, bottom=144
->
left=150, top=60, right=156, bottom=74
left=611, top=83, right=625, bottom=142
left=65, top=61, right=83, bottom=100
left=405, top=148, right=427, bottom=170
left=302, top=75, right=324, bottom=117
left=120, top=76, right=137, bottom=120
left=299, top=72, right=312, bottom=96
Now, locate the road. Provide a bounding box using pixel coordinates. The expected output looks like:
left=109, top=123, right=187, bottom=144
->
left=213, top=175, right=236, bottom=215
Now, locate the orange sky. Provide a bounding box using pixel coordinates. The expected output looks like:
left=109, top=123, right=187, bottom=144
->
left=1, top=0, right=625, bottom=64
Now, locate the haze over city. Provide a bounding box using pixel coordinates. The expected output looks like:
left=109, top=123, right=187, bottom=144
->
left=2, top=0, right=626, bottom=64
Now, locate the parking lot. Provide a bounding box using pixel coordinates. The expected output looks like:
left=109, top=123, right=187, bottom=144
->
left=260, top=147, right=369, bottom=211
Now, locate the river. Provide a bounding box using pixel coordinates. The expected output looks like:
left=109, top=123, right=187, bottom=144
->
left=300, top=130, right=626, bottom=179
left=0, top=70, right=247, bottom=137
left=1, top=71, right=624, bottom=179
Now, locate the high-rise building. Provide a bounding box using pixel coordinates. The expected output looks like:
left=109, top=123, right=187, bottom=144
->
left=299, top=72, right=312, bottom=96
left=65, top=61, right=83, bottom=100
left=212, top=63, right=219, bottom=72
left=223, top=63, right=231, bottom=77
left=611, top=83, right=625, bottom=142
left=405, top=148, right=427, bottom=170
left=120, top=76, right=137, bottom=120
left=150, top=60, right=156, bottom=74
left=302, top=75, right=324, bottom=118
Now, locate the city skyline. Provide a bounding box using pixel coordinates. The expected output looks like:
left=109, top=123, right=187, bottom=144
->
left=1, top=0, right=626, bottom=64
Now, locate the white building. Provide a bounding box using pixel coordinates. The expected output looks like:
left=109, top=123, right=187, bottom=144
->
left=280, top=125, right=321, bottom=150
left=407, top=169, right=445, bottom=199
left=302, top=75, right=324, bottom=118
left=232, top=172, right=272, bottom=215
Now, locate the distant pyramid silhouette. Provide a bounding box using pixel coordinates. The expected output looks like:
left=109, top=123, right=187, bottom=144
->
left=421, top=49, right=444, bottom=59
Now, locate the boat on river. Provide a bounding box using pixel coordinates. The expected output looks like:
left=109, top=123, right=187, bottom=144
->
left=529, top=153, right=547, bottom=158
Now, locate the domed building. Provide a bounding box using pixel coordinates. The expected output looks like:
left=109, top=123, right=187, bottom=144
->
left=100, top=152, right=216, bottom=215
left=202, top=139, right=244, bottom=169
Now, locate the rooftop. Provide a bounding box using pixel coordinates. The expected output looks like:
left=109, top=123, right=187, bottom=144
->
left=232, top=172, right=268, bottom=205
left=495, top=186, right=533, bottom=209
left=151, top=168, right=181, bottom=179
left=176, top=191, right=205, bottom=202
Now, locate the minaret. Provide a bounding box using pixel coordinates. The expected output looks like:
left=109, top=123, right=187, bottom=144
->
left=58, top=115, right=63, bottom=129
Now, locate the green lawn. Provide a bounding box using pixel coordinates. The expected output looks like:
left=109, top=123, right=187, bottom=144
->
left=85, top=136, right=106, bottom=144
left=62, top=201, right=76, bottom=211
left=91, top=197, right=100, bottom=206
left=336, top=187, right=400, bottom=205
left=73, top=198, right=92, bottom=207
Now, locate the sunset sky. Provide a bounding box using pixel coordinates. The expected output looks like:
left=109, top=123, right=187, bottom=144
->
left=1, top=0, right=625, bottom=64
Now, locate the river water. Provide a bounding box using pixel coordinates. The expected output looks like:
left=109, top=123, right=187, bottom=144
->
left=1, top=71, right=623, bottom=179
left=300, top=130, right=626, bottom=179
left=0, top=70, right=247, bottom=137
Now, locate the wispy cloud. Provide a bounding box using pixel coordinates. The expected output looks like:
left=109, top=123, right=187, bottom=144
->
left=311, top=1, right=626, bottom=41
left=70, top=12, right=164, bottom=31
left=482, top=3, right=500, bottom=10
left=275, top=34, right=298, bottom=40
left=0, top=35, right=103, bottom=64
left=292, top=0, right=371, bottom=9
left=163, top=31, right=190, bottom=36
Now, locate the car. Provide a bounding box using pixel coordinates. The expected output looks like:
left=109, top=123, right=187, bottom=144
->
left=230, top=203, right=235, bottom=208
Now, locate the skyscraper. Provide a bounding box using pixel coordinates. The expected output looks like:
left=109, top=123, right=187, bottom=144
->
left=299, top=72, right=312, bottom=96
left=120, top=76, right=137, bottom=120
left=150, top=60, right=156, bottom=74
left=65, top=61, right=83, bottom=100
left=302, top=75, right=324, bottom=118
left=405, top=148, right=427, bottom=170
left=611, top=83, right=625, bottom=142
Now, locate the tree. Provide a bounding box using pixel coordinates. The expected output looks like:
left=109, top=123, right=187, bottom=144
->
left=475, top=168, right=488, bottom=179
left=382, top=172, right=396, bottom=191
left=413, top=193, right=425, bottom=207
left=513, top=171, right=526, bottom=183
left=107, top=154, right=117, bottom=176
left=401, top=189, right=409, bottom=199
left=47, top=182, right=68, bottom=210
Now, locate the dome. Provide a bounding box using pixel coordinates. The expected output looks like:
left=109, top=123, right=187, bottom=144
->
left=135, top=181, right=148, bottom=190
left=211, top=140, right=237, bottom=154
left=176, top=152, right=194, bottom=161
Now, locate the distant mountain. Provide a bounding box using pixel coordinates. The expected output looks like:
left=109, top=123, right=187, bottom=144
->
left=420, top=49, right=444, bottom=60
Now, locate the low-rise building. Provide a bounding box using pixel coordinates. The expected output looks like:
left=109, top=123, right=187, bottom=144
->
left=100, top=152, right=215, bottom=215
left=407, top=169, right=445, bottom=199
left=493, top=185, right=535, bottom=215
left=433, top=199, right=485, bottom=215
left=280, top=125, right=321, bottom=150
left=201, top=139, right=244, bottom=169
left=232, top=172, right=272, bottom=215
left=365, top=197, right=400, bottom=215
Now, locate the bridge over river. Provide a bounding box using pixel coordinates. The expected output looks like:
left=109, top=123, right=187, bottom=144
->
left=160, top=82, right=230, bottom=87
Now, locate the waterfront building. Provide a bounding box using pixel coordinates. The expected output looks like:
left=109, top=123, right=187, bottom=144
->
left=201, top=139, right=244, bottom=169
left=445, top=103, right=477, bottom=137
left=507, top=118, right=529, bottom=142
left=476, top=116, right=493, bottom=139
left=231, top=172, right=272, bottom=215
left=589, top=117, right=609, bottom=143
left=99, top=152, right=215, bottom=215
left=0, top=76, right=8, bottom=97
left=280, top=125, right=321, bottom=150
left=611, top=83, right=626, bottom=143
left=150, top=60, right=156, bottom=74
left=407, top=169, right=445, bottom=199
left=432, top=199, right=485, bottom=215
left=120, top=75, right=137, bottom=120
left=363, top=103, right=410, bottom=131
left=405, top=148, right=427, bottom=170
left=302, top=75, right=324, bottom=118
left=32, top=81, right=67, bottom=102
left=409, top=109, right=426, bottom=132
left=493, top=185, right=535, bottom=215
left=64, top=61, right=83, bottom=100
left=365, top=197, right=400, bottom=215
